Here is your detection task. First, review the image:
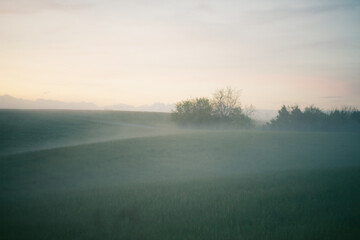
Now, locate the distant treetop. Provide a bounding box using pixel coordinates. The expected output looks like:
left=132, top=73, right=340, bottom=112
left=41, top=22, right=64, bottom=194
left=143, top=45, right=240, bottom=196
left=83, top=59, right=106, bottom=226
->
left=267, top=105, right=360, bottom=132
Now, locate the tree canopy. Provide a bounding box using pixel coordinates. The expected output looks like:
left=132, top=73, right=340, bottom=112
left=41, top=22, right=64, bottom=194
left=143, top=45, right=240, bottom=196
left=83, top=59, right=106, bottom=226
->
left=171, top=87, right=253, bottom=127
left=171, top=98, right=212, bottom=124
left=267, top=105, right=360, bottom=131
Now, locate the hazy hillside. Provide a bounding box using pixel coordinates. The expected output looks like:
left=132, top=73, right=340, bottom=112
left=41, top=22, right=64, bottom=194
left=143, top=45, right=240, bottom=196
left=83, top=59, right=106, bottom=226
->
left=0, top=109, right=179, bottom=156
left=1, top=110, right=360, bottom=239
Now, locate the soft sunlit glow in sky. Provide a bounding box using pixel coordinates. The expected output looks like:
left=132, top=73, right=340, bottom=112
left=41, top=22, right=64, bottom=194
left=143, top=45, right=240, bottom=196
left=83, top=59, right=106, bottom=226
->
left=1, top=0, right=359, bottom=109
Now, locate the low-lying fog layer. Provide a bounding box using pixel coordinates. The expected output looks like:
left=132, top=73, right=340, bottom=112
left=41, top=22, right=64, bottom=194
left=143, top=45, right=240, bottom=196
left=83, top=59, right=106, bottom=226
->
left=1, top=110, right=359, bottom=188
left=1, top=110, right=360, bottom=239
left=0, top=110, right=184, bottom=156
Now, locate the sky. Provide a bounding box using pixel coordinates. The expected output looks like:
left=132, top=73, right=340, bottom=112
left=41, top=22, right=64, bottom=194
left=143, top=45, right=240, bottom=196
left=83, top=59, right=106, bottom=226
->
left=0, top=0, right=359, bottom=110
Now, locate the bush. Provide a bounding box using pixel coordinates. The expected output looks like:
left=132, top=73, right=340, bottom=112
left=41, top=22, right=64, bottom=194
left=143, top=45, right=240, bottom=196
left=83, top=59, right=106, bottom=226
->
left=171, top=98, right=212, bottom=125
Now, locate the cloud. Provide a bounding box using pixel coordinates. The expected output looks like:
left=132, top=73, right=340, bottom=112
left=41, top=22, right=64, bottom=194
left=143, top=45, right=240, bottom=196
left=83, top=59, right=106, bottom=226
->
left=0, top=0, right=91, bottom=15
left=289, top=38, right=359, bottom=51
left=0, top=9, right=30, bottom=15
left=46, top=1, right=91, bottom=11
left=321, top=96, right=343, bottom=99
left=248, top=1, right=360, bottom=24
left=349, top=81, right=360, bottom=95
left=195, top=3, right=214, bottom=13
left=295, top=1, right=360, bottom=15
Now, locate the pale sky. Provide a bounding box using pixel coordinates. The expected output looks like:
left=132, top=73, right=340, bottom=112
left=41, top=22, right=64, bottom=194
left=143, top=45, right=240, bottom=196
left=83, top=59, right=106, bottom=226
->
left=1, top=0, right=359, bottom=109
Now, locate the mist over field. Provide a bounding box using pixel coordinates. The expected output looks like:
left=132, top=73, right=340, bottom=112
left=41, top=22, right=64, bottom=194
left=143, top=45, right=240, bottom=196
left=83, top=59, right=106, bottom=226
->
left=0, top=110, right=179, bottom=156
left=1, top=110, right=360, bottom=239
left=1, top=0, right=360, bottom=239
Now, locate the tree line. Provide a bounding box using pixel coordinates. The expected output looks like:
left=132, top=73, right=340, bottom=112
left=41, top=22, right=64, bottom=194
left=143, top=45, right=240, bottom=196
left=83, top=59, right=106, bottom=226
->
left=267, top=105, right=360, bottom=131
left=171, top=87, right=360, bottom=131
left=171, top=87, right=253, bottom=127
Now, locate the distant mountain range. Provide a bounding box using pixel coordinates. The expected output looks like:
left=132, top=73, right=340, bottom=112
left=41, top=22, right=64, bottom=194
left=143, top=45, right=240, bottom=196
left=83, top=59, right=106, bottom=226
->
left=0, top=95, right=98, bottom=110
left=104, top=103, right=175, bottom=112
left=0, top=95, right=175, bottom=113
left=0, top=95, right=277, bottom=121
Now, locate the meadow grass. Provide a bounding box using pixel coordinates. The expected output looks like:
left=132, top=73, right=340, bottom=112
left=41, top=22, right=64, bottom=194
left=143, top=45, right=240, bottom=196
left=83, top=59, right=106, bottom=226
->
left=2, top=168, right=360, bottom=240
left=1, top=110, right=360, bottom=239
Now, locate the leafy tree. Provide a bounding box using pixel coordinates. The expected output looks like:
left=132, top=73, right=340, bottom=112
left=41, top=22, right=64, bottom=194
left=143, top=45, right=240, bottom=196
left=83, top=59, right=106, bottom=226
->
left=171, top=87, right=253, bottom=127
left=171, top=97, right=212, bottom=124
left=212, top=87, right=242, bottom=120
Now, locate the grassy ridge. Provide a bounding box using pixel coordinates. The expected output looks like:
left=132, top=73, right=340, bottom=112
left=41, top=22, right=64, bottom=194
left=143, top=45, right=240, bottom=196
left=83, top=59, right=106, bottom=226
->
left=1, top=110, right=360, bottom=239
left=2, top=131, right=360, bottom=191
left=0, top=110, right=176, bottom=156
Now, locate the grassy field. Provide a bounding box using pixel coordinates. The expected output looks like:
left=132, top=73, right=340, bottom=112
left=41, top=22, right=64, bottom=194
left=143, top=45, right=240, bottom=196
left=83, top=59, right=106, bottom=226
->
left=1, top=110, right=360, bottom=239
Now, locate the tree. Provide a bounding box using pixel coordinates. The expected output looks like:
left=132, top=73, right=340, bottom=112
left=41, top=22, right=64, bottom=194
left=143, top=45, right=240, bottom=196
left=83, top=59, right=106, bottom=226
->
left=171, top=87, right=254, bottom=127
left=211, top=87, right=253, bottom=126
left=267, top=105, right=360, bottom=131
left=303, top=105, right=327, bottom=130
left=171, top=97, right=212, bottom=124
left=268, top=105, right=290, bottom=129
left=212, top=87, right=242, bottom=120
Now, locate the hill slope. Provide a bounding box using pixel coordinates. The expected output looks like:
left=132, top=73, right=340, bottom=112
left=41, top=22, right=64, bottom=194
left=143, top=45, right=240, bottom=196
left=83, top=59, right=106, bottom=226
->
left=1, top=110, right=360, bottom=239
